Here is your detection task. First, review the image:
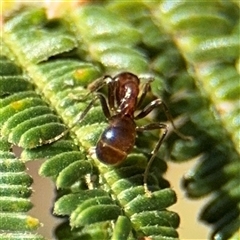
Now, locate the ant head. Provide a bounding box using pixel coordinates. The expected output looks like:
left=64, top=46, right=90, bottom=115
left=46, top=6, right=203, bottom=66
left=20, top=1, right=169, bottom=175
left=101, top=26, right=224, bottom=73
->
left=113, top=72, right=140, bottom=84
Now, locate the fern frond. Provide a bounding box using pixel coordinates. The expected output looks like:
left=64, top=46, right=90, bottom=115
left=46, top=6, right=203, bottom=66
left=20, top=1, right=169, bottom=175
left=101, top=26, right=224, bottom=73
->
left=108, top=1, right=239, bottom=239
left=0, top=136, right=44, bottom=239
left=2, top=2, right=239, bottom=239
left=2, top=6, right=181, bottom=240
left=0, top=55, right=45, bottom=239
left=143, top=1, right=240, bottom=239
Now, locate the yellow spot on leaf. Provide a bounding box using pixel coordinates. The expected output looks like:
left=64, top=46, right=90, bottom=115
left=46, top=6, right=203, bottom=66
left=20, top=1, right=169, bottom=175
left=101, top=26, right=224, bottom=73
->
left=11, top=101, right=24, bottom=110
left=26, top=216, right=40, bottom=229
left=73, top=69, right=88, bottom=80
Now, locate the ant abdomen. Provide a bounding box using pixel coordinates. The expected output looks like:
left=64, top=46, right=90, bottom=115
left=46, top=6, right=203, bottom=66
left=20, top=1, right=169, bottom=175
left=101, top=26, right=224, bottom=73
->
left=96, top=115, right=136, bottom=165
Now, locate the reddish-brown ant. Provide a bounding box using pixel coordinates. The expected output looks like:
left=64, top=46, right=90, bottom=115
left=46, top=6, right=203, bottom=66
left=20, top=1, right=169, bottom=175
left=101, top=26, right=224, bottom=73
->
left=46, top=72, right=188, bottom=195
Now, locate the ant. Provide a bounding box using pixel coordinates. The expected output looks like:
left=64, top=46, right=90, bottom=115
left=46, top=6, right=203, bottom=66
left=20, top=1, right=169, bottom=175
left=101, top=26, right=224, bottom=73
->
left=46, top=72, right=188, bottom=195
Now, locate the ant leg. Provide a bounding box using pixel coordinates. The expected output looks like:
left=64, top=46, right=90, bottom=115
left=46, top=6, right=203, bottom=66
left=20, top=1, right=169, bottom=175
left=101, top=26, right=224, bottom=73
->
left=136, top=123, right=168, bottom=196
left=87, top=74, right=116, bottom=111
left=135, top=99, right=190, bottom=140
left=96, top=93, right=111, bottom=119
left=136, top=79, right=153, bottom=109
left=107, top=80, right=116, bottom=111
left=87, top=75, right=112, bottom=93
left=43, top=93, right=110, bottom=145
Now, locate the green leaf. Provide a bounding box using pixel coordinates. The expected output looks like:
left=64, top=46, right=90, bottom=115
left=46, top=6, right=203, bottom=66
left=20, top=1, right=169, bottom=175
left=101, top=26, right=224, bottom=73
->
left=111, top=216, right=132, bottom=240
left=73, top=6, right=141, bottom=44
left=56, top=160, right=92, bottom=188
left=39, top=151, right=85, bottom=177
left=54, top=189, right=109, bottom=216
left=0, top=98, right=47, bottom=127
left=68, top=5, right=148, bottom=73
left=4, top=8, right=77, bottom=64
left=18, top=122, right=66, bottom=149
left=71, top=205, right=122, bottom=228
left=0, top=158, right=25, bottom=172
left=124, top=189, right=177, bottom=215
left=0, top=197, right=32, bottom=212
left=0, top=233, right=45, bottom=240
left=0, top=185, right=31, bottom=198
left=0, top=213, right=40, bottom=231
left=0, top=56, right=22, bottom=76
left=21, top=140, right=79, bottom=161
left=0, top=137, right=43, bottom=238
left=131, top=210, right=180, bottom=229
left=0, top=172, right=32, bottom=186
left=0, top=76, right=34, bottom=96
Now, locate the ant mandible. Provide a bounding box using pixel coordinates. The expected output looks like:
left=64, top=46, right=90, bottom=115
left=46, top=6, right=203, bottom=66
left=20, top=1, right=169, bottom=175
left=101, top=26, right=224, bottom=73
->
left=47, top=72, right=187, bottom=195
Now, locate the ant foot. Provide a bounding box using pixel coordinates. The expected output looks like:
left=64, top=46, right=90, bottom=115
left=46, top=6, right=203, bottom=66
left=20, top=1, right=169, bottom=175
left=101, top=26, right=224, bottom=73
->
left=144, top=183, right=153, bottom=198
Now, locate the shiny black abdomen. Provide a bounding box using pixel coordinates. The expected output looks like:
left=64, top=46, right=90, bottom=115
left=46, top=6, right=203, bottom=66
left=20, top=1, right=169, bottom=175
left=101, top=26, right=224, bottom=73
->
left=96, top=115, right=136, bottom=165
